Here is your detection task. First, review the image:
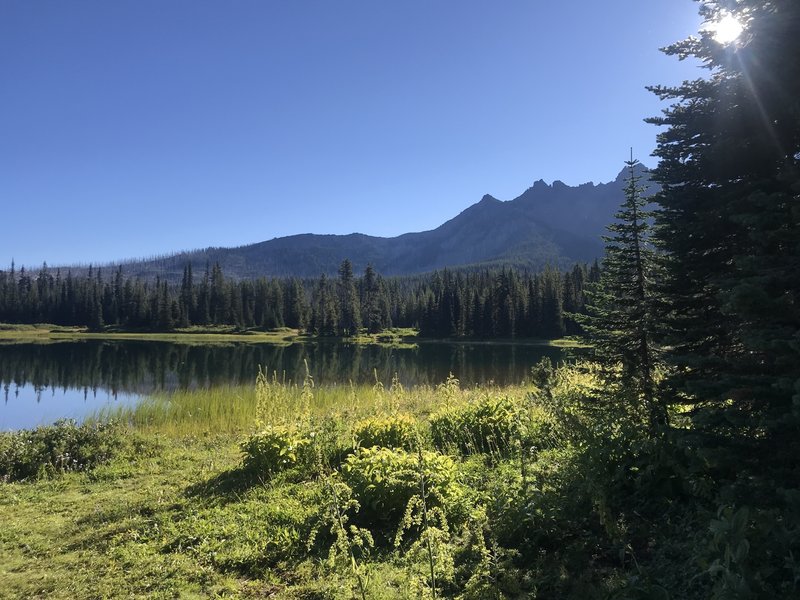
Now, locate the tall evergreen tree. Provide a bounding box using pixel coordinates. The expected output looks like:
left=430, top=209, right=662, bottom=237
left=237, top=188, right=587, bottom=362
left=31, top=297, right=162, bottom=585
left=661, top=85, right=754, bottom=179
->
left=581, top=156, right=663, bottom=434
left=285, top=278, right=309, bottom=330
left=6, top=261, right=19, bottom=321
left=361, top=264, right=383, bottom=334
left=209, top=263, right=229, bottom=325
left=313, top=274, right=338, bottom=336
left=540, top=267, right=565, bottom=339
left=196, top=263, right=211, bottom=325
left=179, top=264, right=195, bottom=328
left=336, top=259, right=361, bottom=336
left=648, top=0, right=800, bottom=445
left=157, top=280, right=175, bottom=331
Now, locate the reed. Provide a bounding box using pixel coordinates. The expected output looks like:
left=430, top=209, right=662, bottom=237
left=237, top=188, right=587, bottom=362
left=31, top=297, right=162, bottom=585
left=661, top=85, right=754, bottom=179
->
left=91, top=381, right=417, bottom=436
left=94, top=370, right=546, bottom=440
left=95, top=385, right=259, bottom=435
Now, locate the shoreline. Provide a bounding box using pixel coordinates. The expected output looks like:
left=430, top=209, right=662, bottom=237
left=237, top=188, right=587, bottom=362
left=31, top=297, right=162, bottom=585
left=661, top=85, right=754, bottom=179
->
left=0, top=323, right=585, bottom=348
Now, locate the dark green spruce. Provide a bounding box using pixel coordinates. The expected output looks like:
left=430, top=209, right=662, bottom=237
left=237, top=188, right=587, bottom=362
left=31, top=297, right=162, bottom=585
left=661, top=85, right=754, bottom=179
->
left=580, top=156, right=663, bottom=435
left=648, top=0, right=800, bottom=451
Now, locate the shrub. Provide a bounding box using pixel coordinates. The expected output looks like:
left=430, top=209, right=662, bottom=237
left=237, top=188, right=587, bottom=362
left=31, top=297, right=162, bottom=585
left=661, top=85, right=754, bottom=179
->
left=430, top=395, right=520, bottom=456
left=341, top=446, right=464, bottom=532
left=519, top=404, right=559, bottom=454
left=241, top=424, right=314, bottom=476
left=0, top=419, right=125, bottom=482
left=352, top=413, right=417, bottom=451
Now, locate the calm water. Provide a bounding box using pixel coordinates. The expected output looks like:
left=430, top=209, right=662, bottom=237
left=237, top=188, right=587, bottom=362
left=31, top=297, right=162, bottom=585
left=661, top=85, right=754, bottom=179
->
left=0, top=340, right=565, bottom=429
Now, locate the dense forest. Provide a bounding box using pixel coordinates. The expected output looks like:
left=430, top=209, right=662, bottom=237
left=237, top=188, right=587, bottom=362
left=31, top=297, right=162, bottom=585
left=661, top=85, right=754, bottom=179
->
left=0, top=260, right=596, bottom=339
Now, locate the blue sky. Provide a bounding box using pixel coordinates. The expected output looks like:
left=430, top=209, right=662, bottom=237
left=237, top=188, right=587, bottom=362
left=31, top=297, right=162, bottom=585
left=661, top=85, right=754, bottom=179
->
left=1, top=1, right=703, bottom=268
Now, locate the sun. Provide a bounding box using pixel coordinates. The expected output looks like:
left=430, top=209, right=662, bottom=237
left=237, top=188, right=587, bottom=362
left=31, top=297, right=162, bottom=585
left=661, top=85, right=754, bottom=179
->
left=708, top=13, right=744, bottom=44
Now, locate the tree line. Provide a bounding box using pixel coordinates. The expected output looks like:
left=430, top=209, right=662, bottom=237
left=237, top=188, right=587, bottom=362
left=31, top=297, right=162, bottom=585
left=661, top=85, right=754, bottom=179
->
left=0, top=259, right=597, bottom=338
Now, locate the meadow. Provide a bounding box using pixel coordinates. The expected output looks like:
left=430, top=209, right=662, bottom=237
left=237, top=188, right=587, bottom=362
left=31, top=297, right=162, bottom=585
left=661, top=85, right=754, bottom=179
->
left=2, top=361, right=769, bottom=599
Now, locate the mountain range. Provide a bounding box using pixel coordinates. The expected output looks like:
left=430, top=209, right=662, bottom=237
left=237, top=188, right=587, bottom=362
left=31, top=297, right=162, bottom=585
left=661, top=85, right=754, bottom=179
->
left=83, top=164, right=653, bottom=281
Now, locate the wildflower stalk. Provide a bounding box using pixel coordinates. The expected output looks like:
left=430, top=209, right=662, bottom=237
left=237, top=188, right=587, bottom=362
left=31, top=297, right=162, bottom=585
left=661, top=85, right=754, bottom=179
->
left=315, top=440, right=369, bottom=600
left=327, top=474, right=368, bottom=600
left=417, top=439, right=437, bottom=600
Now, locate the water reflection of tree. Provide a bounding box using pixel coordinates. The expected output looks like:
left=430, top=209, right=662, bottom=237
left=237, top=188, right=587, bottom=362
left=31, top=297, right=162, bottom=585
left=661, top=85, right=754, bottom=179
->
left=0, top=342, right=563, bottom=394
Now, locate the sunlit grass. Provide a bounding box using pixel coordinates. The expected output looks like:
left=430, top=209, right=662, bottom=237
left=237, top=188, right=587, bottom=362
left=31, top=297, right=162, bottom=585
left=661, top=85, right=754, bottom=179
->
left=10, top=362, right=696, bottom=599
left=0, top=326, right=300, bottom=345
left=95, top=366, right=556, bottom=436
left=95, top=385, right=260, bottom=435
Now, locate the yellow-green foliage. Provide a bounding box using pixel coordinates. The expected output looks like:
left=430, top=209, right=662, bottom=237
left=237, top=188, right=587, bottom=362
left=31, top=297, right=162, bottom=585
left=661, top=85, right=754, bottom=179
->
left=6, top=361, right=775, bottom=599
left=341, top=446, right=464, bottom=531
left=254, top=367, right=304, bottom=427
left=429, top=394, right=521, bottom=455
left=528, top=361, right=604, bottom=442
left=352, top=413, right=417, bottom=450
left=240, top=424, right=314, bottom=475
left=518, top=402, right=559, bottom=452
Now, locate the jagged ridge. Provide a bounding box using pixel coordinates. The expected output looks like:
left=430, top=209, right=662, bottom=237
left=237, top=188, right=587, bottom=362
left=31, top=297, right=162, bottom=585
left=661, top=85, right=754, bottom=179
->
left=78, top=164, right=652, bottom=281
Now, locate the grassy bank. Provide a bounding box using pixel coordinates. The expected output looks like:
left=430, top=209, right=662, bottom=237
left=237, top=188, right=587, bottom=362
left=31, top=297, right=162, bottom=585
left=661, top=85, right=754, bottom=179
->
left=0, top=324, right=421, bottom=348
left=2, top=365, right=794, bottom=598
left=0, top=323, right=580, bottom=349
left=0, top=323, right=301, bottom=345
left=4, top=377, right=542, bottom=598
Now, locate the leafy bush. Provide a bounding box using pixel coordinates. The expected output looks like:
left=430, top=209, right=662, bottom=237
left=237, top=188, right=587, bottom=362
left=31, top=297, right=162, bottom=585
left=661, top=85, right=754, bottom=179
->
left=699, top=499, right=800, bottom=599
left=341, top=446, right=464, bottom=531
left=241, top=424, right=314, bottom=476
left=430, top=395, right=520, bottom=455
left=518, top=406, right=558, bottom=454
left=0, top=419, right=125, bottom=482
left=352, top=413, right=417, bottom=451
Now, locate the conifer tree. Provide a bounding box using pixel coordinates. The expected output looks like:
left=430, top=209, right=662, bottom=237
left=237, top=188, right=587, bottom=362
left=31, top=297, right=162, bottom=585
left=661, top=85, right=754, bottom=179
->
left=361, top=264, right=383, bottom=333
left=267, top=279, right=285, bottom=327
left=209, top=263, right=228, bottom=325
left=648, top=0, right=800, bottom=444
left=196, top=263, right=211, bottom=325
left=6, top=261, right=19, bottom=321
left=540, top=267, right=565, bottom=339
left=376, top=276, right=392, bottom=331
left=153, top=277, right=174, bottom=331
left=229, top=283, right=244, bottom=328
left=88, top=282, right=104, bottom=332
left=337, top=259, right=361, bottom=336
left=179, top=264, right=195, bottom=328
left=313, top=274, right=338, bottom=336
left=581, top=156, right=663, bottom=434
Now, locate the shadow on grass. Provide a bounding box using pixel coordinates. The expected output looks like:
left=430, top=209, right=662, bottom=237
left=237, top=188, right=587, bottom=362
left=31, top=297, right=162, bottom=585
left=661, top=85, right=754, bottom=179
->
left=184, top=466, right=274, bottom=505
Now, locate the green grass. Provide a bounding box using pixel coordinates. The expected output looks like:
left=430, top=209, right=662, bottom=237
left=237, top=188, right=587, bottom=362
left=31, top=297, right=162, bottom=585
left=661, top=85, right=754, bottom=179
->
left=0, top=323, right=416, bottom=348
left=348, top=327, right=419, bottom=347
left=3, top=364, right=779, bottom=599
left=0, top=434, right=256, bottom=598
left=0, top=322, right=583, bottom=350
left=95, top=386, right=261, bottom=436
left=0, top=323, right=301, bottom=345
left=0, top=368, right=601, bottom=598
left=97, top=373, right=501, bottom=437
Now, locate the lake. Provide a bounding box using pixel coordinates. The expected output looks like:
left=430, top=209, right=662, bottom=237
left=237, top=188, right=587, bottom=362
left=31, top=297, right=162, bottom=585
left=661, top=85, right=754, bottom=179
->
left=0, top=339, right=566, bottom=429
